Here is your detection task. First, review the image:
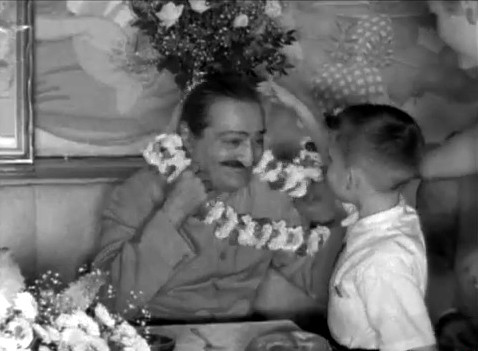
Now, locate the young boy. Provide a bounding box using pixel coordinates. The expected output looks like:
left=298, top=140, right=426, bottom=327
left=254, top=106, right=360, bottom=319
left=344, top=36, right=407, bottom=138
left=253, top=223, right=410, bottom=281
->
left=325, top=104, right=437, bottom=351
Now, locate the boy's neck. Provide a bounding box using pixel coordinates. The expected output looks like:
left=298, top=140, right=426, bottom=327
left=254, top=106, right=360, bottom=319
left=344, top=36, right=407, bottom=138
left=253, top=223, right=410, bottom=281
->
left=357, top=191, right=400, bottom=219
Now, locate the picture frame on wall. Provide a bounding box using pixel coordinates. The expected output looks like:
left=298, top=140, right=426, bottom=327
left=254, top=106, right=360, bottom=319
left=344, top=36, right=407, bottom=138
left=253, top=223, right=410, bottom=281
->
left=0, top=0, right=33, bottom=164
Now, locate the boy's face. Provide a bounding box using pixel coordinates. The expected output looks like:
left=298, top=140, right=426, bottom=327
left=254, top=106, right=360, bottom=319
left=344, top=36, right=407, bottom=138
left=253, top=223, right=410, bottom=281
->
left=326, top=135, right=356, bottom=203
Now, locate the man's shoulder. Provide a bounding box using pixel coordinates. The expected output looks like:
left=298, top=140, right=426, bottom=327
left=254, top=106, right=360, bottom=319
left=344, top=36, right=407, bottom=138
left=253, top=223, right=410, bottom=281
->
left=109, top=166, right=166, bottom=202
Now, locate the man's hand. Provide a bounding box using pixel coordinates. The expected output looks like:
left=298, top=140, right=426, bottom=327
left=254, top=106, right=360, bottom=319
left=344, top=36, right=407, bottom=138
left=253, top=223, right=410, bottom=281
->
left=437, top=313, right=478, bottom=351
left=162, top=170, right=208, bottom=228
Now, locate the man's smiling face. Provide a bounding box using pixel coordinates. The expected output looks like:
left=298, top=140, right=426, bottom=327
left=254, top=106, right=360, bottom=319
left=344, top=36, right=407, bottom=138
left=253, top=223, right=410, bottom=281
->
left=188, top=97, right=266, bottom=193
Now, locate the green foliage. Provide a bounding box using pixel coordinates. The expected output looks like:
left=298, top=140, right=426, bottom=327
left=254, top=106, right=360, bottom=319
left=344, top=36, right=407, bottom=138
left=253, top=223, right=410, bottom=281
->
left=130, top=0, right=296, bottom=89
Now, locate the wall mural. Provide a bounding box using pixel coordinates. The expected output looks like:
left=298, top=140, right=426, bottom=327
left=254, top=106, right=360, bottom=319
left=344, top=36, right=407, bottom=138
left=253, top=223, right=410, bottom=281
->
left=30, top=1, right=478, bottom=155
left=34, top=0, right=180, bottom=148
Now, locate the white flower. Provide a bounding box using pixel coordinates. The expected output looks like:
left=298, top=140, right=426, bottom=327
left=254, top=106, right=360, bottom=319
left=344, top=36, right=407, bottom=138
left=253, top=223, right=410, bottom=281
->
left=282, top=227, right=304, bottom=252
left=59, top=271, right=105, bottom=312
left=38, top=346, right=53, bottom=351
left=253, top=150, right=275, bottom=175
left=59, top=328, right=109, bottom=351
left=0, top=336, right=17, bottom=351
left=255, top=224, right=273, bottom=249
left=156, top=2, right=184, bottom=28
left=233, top=14, right=249, bottom=28
left=33, top=324, right=51, bottom=344
left=188, top=0, right=210, bottom=13
left=94, top=303, right=116, bottom=329
left=215, top=207, right=238, bottom=239
left=280, top=164, right=304, bottom=193
left=124, top=336, right=150, bottom=351
left=268, top=221, right=288, bottom=250
left=204, top=202, right=226, bottom=224
left=60, top=327, right=85, bottom=346
left=55, top=311, right=100, bottom=337
left=264, top=0, right=282, bottom=18
left=237, top=215, right=259, bottom=247
left=116, top=321, right=137, bottom=338
left=45, top=326, right=61, bottom=343
left=5, top=317, right=34, bottom=349
left=109, top=321, right=147, bottom=349
left=13, top=292, right=37, bottom=321
left=288, top=180, right=308, bottom=198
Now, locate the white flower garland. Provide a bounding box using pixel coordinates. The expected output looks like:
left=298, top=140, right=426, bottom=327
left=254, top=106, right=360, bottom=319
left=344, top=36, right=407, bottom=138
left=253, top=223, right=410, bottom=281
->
left=143, top=134, right=332, bottom=256
left=253, top=138, right=323, bottom=198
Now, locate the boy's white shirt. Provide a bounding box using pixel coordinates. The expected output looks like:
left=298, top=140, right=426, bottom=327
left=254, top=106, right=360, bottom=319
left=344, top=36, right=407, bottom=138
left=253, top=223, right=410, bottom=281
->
left=328, top=197, right=436, bottom=351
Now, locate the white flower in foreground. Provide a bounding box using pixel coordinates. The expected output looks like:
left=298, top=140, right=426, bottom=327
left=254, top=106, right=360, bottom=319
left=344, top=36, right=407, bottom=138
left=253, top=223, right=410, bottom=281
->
left=59, top=328, right=109, bottom=351
left=13, top=292, right=37, bottom=321
left=265, top=0, right=282, bottom=18
left=5, top=317, right=34, bottom=349
left=233, top=14, right=249, bottom=28
left=0, top=336, right=17, bottom=351
left=45, top=326, right=61, bottom=343
left=55, top=311, right=100, bottom=336
left=33, top=323, right=51, bottom=344
left=94, top=303, right=116, bottom=328
left=59, top=270, right=105, bottom=312
left=124, top=336, right=150, bottom=351
left=116, top=321, right=137, bottom=338
left=156, top=2, right=184, bottom=28
left=188, top=0, right=210, bottom=13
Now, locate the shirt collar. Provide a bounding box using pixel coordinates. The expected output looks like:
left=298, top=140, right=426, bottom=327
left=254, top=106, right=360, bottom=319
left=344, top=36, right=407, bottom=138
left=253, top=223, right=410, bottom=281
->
left=341, top=195, right=408, bottom=232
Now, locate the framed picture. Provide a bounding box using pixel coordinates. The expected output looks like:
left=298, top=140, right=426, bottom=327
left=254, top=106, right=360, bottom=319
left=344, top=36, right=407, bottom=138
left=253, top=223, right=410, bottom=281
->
left=0, top=0, right=33, bottom=164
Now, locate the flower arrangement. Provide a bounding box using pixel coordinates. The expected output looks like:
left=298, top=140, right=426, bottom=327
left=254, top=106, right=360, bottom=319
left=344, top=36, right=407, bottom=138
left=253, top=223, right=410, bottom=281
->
left=129, top=0, right=296, bottom=89
left=0, top=249, right=150, bottom=351
left=143, top=134, right=331, bottom=256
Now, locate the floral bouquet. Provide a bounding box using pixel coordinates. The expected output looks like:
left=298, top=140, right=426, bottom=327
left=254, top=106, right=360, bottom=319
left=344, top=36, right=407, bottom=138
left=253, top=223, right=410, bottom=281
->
left=129, top=0, right=296, bottom=89
left=0, top=249, right=150, bottom=351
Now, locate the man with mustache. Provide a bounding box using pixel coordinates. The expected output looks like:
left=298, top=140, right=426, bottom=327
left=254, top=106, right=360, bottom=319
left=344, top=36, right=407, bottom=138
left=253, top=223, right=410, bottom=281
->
left=93, top=73, right=343, bottom=324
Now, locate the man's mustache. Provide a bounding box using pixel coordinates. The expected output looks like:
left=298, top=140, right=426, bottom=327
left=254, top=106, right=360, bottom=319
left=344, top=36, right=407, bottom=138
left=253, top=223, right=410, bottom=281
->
left=220, top=160, right=247, bottom=169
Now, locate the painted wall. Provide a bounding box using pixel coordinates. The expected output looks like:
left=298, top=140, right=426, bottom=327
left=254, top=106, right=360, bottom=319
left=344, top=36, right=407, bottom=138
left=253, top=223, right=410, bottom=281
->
left=24, top=1, right=478, bottom=155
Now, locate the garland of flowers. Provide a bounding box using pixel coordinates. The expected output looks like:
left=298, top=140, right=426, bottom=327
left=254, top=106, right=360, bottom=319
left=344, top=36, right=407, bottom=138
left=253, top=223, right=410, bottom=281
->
left=129, top=0, right=296, bottom=89
left=143, top=134, right=331, bottom=256
left=253, top=138, right=323, bottom=198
